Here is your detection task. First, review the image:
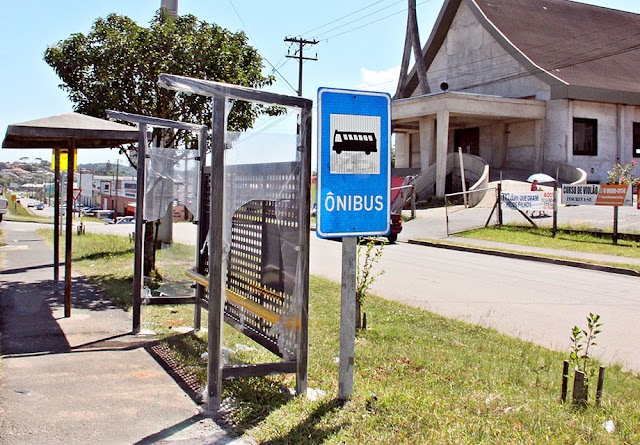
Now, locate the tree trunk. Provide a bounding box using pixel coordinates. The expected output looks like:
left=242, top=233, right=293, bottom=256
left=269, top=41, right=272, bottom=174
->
left=143, top=220, right=156, bottom=276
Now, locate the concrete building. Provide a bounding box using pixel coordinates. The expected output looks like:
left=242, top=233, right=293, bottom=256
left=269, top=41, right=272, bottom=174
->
left=393, top=0, right=640, bottom=197
left=77, top=173, right=137, bottom=215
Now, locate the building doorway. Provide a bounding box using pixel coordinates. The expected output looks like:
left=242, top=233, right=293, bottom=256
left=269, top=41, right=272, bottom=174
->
left=454, top=127, right=479, bottom=156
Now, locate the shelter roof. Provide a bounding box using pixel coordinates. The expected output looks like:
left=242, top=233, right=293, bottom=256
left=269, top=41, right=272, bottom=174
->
left=2, top=112, right=139, bottom=149
left=400, top=0, right=640, bottom=103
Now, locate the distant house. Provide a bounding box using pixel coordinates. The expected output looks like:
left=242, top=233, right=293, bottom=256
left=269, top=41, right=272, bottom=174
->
left=393, top=0, right=640, bottom=197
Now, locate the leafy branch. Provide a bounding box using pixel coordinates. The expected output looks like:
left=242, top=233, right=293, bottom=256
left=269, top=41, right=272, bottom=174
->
left=355, top=238, right=385, bottom=330
left=569, top=313, right=603, bottom=380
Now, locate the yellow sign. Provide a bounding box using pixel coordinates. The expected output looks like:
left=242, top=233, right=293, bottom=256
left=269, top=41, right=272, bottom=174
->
left=51, top=148, right=78, bottom=171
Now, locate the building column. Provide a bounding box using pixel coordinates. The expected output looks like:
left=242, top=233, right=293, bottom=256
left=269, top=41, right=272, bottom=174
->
left=616, top=104, right=624, bottom=163
left=534, top=119, right=544, bottom=172
left=491, top=123, right=507, bottom=169
left=394, top=132, right=410, bottom=168
left=419, top=116, right=435, bottom=173
left=566, top=100, right=573, bottom=164
left=436, top=110, right=449, bottom=197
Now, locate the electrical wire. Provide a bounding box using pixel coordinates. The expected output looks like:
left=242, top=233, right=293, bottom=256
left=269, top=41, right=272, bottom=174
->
left=300, top=0, right=391, bottom=36
left=314, top=0, right=406, bottom=39
left=227, top=0, right=299, bottom=95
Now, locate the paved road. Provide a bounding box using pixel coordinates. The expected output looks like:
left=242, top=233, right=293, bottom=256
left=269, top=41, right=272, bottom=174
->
left=310, top=235, right=640, bottom=372
left=83, top=218, right=640, bottom=372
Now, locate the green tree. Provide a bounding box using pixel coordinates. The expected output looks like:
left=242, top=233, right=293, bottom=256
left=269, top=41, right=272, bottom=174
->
left=44, top=9, right=281, bottom=275
left=44, top=9, right=278, bottom=146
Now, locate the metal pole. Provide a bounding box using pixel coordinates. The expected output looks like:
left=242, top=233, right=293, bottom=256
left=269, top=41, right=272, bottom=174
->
left=497, top=182, right=503, bottom=226
left=553, top=166, right=559, bottom=237
left=132, top=124, right=148, bottom=333
left=207, top=96, right=227, bottom=411
left=458, top=148, right=467, bottom=208
left=53, top=148, right=61, bottom=289
left=296, top=106, right=312, bottom=396
left=338, top=236, right=357, bottom=401
left=613, top=206, right=619, bottom=245
left=64, top=145, right=76, bottom=318
left=194, top=126, right=208, bottom=331
left=114, top=159, right=120, bottom=218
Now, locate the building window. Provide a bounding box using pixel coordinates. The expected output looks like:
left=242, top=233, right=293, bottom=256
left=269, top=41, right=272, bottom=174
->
left=633, top=122, right=640, bottom=158
left=573, top=118, right=598, bottom=156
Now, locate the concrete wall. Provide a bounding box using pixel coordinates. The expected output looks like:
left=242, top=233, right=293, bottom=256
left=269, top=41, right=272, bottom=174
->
left=504, top=121, right=536, bottom=169
left=423, top=1, right=550, bottom=99
left=545, top=100, right=640, bottom=183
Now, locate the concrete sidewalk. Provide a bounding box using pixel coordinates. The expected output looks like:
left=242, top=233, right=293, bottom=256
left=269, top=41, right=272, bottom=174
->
left=0, top=221, right=249, bottom=445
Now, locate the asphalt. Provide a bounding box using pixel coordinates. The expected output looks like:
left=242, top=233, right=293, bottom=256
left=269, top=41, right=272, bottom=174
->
left=0, top=221, right=250, bottom=445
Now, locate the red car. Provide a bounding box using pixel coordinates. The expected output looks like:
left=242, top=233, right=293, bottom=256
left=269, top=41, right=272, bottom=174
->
left=387, top=212, right=402, bottom=243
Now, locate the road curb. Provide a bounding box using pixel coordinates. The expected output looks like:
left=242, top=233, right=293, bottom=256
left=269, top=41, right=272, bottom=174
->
left=407, top=239, right=640, bottom=277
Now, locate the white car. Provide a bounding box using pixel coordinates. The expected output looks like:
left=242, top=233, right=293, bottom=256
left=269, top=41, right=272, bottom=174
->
left=115, top=216, right=135, bottom=224
left=0, top=197, right=8, bottom=222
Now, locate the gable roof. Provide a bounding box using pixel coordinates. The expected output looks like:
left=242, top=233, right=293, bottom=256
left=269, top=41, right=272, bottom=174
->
left=399, top=0, right=640, bottom=104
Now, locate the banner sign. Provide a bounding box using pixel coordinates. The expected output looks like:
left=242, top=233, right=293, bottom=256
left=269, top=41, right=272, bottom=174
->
left=561, top=184, right=632, bottom=206
left=501, top=191, right=554, bottom=212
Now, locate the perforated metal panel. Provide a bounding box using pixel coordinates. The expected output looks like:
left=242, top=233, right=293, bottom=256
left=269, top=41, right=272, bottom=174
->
left=201, top=162, right=301, bottom=357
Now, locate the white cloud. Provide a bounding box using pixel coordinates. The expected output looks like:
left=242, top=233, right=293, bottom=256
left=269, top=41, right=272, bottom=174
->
left=358, top=66, right=400, bottom=94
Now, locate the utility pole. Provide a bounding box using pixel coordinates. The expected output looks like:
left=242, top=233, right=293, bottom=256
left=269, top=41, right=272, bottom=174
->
left=161, top=0, right=178, bottom=16
left=284, top=37, right=318, bottom=97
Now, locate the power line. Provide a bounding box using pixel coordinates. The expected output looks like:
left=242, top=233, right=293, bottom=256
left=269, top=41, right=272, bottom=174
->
left=316, top=0, right=433, bottom=42
left=301, top=0, right=395, bottom=36
left=315, top=0, right=407, bottom=39
left=227, top=0, right=298, bottom=95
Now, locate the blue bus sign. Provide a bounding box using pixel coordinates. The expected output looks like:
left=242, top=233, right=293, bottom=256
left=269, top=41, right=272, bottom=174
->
left=317, top=88, right=391, bottom=238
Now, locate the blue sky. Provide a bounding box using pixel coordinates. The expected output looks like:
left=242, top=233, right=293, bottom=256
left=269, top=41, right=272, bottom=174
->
left=1, top=0, right=639, bottom=165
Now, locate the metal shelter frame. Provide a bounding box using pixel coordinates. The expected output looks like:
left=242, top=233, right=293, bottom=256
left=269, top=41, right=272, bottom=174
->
left=2, top=113, right=139, bottom=318
left=158, top=74, right=313, bottom=411
left=106, top=110, right=207, bottom=333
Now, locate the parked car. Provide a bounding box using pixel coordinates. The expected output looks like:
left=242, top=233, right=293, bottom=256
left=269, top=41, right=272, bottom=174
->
left=101, top=218, right=115, bottom=224
left=386, top=212, right=403, bottom=243
left=0, top=197, right=8, bottom=222
left=82, top=207, right=101, bottom=216
left=115, top=216, right=135, bottom=224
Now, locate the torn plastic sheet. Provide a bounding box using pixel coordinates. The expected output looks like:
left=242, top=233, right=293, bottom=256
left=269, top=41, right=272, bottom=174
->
left=144, top=146, right=199, bottom=221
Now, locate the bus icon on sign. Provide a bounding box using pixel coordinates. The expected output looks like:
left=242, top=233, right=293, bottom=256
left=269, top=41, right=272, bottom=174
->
left=333, top=130, right=377, bottom=155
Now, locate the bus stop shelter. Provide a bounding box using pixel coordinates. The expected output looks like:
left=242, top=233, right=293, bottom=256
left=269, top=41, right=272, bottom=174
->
left=2, top=112, right=138, bottom=317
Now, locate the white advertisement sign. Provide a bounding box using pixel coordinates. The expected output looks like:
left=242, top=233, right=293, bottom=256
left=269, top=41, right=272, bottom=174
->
left=501, top=191, right=554, bottom=211
left=561, top=184, right=632, bottom=206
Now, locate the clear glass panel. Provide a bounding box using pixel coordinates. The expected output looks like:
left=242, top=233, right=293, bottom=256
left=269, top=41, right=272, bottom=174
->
left=222, top=118, right=304, bottom=360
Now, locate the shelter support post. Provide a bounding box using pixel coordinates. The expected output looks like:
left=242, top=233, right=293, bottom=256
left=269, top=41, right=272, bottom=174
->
left=53, top=148, right=61, bottom=289
left=194, top=126, right=208, bottom=331
left=64, top=144, right=75, bottom=318
left=296, top=105, right=312, bottom=396
left=206, top=96, right=227, bottom=411
left=132, top=124, right=148, bottom=333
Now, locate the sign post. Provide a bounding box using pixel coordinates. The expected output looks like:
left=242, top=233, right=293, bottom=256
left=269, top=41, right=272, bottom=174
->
left=317, top=87, right=391, bottom=400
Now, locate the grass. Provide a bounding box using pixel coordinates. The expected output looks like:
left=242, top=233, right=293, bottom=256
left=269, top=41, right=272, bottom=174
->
left=50, top=230, right=640, bottom=444
left=457, top=225, right=640, bottom=258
